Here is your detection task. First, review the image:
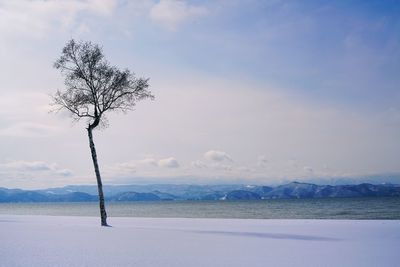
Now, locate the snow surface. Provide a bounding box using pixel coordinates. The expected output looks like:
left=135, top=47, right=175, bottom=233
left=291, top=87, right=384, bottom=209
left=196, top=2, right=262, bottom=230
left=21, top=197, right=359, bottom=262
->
left=0, top=215, right=399, bottom=267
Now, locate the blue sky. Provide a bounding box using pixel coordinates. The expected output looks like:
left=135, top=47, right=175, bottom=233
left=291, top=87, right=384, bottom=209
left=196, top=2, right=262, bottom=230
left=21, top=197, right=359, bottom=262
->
left=115, top=0, right=400, bottom=107
left=0, top=0, right=399, bottom=188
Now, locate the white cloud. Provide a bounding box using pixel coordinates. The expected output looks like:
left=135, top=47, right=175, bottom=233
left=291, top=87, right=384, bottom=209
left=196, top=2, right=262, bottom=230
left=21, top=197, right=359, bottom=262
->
left=0, top=122, right=60, bottom=137
left=0, top=159, right=79, bottom=189
left=0, top=92, right=52, bottom=119
left=102, top=161, right=137, bottom=180
left=138, top=158, right=158, bottom=167
left=115, top=162, right=137, bottom=171
left=213, top=163, right=233, bottom=171
left=191, top=160, right=206, bottom=169
left=150, top=0, right=207, bottom=31
left=204, top=150, right=233, bottom=162
left=158, top=157, right=179, bottom=168
left=104, top=156, right=180, bottom=179
left=0, top=92, right=62, bottom=137
left=0, top=0, right=117, bottom=38
left=0, top=161, right=52, bottom=172
left=55, top=169, right=73, bottom=177
left=86, top=0, right=117, bottom=16
left=0, top=160, right=73, bottom=176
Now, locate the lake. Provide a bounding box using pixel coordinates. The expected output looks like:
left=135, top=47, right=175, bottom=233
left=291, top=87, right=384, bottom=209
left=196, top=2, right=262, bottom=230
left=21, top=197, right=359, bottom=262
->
left=1, top=197, right=399, bottom=219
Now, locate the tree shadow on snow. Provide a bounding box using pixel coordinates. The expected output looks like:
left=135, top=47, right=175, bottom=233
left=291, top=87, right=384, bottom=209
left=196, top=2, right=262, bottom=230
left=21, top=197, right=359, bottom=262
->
left=190, top=230, right=340, bottom=241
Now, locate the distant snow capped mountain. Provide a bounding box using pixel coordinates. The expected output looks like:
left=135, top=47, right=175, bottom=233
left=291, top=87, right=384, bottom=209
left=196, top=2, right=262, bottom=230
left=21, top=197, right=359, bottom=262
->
left=226, top=190, right=262, bottom=200
left=0, top=182, right=399, bottom=202
left=262, top=182, right=400, bottom=199
left=0, top=188, right=96, bottom=202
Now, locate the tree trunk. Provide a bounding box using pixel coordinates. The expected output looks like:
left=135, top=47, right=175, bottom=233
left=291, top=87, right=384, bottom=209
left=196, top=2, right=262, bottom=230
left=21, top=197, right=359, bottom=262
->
left=87, top=127, right=108, bottom=226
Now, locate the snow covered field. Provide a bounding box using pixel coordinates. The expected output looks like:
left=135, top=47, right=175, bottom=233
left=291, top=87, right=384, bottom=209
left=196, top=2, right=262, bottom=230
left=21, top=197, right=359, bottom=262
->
left=0, top=215, right=399, bottom=267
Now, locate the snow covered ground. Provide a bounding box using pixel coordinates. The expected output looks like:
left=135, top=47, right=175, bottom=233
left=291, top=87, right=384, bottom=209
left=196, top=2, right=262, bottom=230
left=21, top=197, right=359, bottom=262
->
left=0, top=215, right=399, bottom=267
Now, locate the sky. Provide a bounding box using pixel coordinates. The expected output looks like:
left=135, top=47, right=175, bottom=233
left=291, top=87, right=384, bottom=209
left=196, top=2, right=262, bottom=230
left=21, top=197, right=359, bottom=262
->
left=0, top=0, right=399, bottom=189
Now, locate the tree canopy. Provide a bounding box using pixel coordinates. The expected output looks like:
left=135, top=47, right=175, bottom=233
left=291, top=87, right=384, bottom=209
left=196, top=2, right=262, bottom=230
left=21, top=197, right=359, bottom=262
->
left=52, top=39, right=153, bottom=129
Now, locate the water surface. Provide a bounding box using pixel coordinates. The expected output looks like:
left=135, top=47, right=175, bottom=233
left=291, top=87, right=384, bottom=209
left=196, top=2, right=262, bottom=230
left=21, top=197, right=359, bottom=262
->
left=0, top=197, right=399, bottom=219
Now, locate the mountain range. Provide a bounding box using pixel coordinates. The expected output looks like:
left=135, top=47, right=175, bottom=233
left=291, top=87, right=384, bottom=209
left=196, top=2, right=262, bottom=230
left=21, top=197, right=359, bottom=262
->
left=1, top=182, right=400, bottom=203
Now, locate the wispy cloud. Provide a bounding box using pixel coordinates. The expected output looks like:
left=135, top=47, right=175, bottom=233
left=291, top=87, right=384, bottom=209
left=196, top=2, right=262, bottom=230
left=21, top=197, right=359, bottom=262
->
left=104, top=156, right=180, bottom=179
left=150, top=0, right=207, bottom=31
left=257, top=155, right=268, bottom=167
left=0, top=122, right=60, bottom=138
left=158, top=157, right=180, bottom=168
left=204, top=150, right=233, bottom=162
left=0, top=92, right=62, bottom=137
left=0, top=0, right=117, bottom=38
left=191, top=160, right=206, bottom=169
left=0, top=160, right=73, bottom=183
left=138, top=158, right=158, bottom=167
left=0, top=161, right=53, bottom=172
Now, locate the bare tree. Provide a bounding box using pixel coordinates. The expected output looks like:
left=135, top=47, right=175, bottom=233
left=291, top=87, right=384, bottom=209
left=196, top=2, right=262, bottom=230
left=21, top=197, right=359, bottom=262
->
left=52, top=39, right=153, bottom=226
